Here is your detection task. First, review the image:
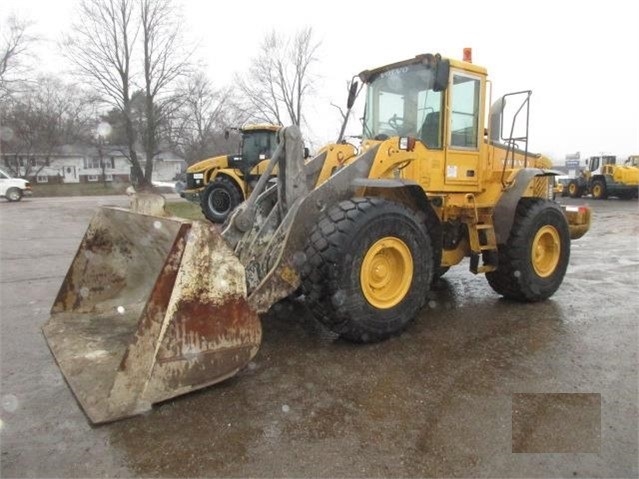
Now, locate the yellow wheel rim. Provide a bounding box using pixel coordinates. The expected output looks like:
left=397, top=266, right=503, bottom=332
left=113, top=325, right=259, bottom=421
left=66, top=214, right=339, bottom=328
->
left=531, top=225, right=561, bottom=278
left=593, top=184, right=602, bottom=198
left=360, top=237, right=413, bottom=309
left=569, top=183, right=576, bottom=195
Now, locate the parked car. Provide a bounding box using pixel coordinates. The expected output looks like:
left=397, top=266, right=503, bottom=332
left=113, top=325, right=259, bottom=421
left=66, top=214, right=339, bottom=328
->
left=0, top=167, right=32, bottom=202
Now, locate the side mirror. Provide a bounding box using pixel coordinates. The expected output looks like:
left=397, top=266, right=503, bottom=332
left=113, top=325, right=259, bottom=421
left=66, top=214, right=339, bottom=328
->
left=347, top=80, right=358, bottom=109
left=433, top=59, right=450, bottom=92
left=303, top=147, right=310, bottom=159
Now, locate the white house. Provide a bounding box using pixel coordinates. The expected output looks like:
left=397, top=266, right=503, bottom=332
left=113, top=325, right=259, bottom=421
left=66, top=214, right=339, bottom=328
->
left=1, top=145, right=186, bottom=185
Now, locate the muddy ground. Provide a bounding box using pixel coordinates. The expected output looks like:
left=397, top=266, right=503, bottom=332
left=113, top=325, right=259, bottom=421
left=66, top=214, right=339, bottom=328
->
left=1, top=195, right=637, bottom=478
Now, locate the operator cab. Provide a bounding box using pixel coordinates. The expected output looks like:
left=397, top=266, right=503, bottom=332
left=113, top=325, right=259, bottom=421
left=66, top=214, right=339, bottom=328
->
left=229, top=125, right=280, bottom=178
left=625, top=155, right=639, bottom=167
left=358, top=53, right=489, bottom=190
left=359, top=55, right=449, bottom=149
left=587, top=155, right=616, bottom=175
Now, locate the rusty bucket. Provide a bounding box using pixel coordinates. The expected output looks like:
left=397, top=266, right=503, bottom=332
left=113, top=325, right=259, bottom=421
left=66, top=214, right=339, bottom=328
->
left=42, top=207, right=261, bottom=423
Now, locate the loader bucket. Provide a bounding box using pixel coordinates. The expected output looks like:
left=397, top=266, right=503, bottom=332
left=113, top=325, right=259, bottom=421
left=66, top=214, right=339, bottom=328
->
left=42, top=207, right=261, bottom=424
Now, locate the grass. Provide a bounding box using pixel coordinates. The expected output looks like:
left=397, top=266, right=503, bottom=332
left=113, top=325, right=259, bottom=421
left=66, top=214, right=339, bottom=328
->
left=165, top=200, right=205, bottom=220
left=32, top=182, right=129, bottom=196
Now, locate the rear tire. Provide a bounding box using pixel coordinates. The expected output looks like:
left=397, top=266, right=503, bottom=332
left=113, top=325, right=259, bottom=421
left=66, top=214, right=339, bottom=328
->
left=201, top=176, right=243, bottom=223
left=302, top=197, right=434, bottom=343
left=5, top=187, right=23, bottom=202
left=486, top=198, right=570, bottom=302
left=435, top=266, right=450, bottom=278
left=591, top=179, right=607, bottom=200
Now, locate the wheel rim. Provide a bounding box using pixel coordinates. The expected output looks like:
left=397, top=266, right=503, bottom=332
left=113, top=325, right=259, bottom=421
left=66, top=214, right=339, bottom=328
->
left=531, top=225, right=561, bottom=278
left=209, top=189, right=231, bottom=214
left=360, top=236, right=413, bottom=309
left=8, top=190, right=19, bottom=200
left=569, top=183, right=576, bottom=195
left=593, top=184, right=602, bottom=198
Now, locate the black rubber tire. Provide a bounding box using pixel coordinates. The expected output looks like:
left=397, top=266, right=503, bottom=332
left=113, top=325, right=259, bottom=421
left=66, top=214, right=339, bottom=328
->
left=567, top=180, right=582, bottom=198
left=5, top=187, right=23, bottom=202
left=201, top=176, right=243, bottom=223
left=301, top=197, right=434, bottom=343
left=591, top=179, right=608, bottom=200
left=435, top=266, right=450, bottom=278
left=486, top=198, right=570, bottom=302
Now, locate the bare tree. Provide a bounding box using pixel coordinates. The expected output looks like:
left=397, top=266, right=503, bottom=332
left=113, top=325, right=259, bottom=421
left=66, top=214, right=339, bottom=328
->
left=168, top=72, right=246, bottom=164
left=63, top=0, right=147, bottom=186
left=0, top=14, right=36, bottom=100
left=237, top=27, right=320, bottom=129
left=138, top=0, right=191, bottom=181
left=1, top=76, right=97, bottom=177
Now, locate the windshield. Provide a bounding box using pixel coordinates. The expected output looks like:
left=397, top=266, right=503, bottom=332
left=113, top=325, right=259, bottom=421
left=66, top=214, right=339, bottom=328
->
left=240, top=131, right=277, bottom=165
left=363, top=63, right=443, bottom=148
left=0, top=167, right=10, bottom=179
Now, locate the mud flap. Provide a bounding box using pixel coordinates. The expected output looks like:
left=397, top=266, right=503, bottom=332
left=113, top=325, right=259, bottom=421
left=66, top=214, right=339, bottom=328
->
left=42, top=207, right=261, bottom=424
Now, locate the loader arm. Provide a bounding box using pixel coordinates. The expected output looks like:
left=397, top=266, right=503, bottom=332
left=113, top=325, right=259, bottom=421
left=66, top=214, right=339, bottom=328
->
left=224, top=127, right=383, bottom=312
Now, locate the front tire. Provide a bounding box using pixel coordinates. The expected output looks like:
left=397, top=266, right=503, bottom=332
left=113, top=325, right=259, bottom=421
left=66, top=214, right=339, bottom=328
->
left=567, top=180, right=582, bottom=198
left=5, top=188, right=23, bottom=202
left=201, top=176, right=243, bottom=223
left=486, top=198, right=570, bottom=302
left=302, top=198, right=434, bottom=343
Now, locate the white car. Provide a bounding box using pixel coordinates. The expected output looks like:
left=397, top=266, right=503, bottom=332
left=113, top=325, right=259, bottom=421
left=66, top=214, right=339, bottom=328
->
left=0, top=167, right=32, bottom=202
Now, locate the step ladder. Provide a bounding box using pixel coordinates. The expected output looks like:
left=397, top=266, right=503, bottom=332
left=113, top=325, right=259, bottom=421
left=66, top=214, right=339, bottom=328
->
left=466, top=196, right=498, bottom=274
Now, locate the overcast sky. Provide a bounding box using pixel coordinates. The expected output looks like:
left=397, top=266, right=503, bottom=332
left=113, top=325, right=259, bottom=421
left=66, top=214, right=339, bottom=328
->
left=2, top=0, right=638, bottom=162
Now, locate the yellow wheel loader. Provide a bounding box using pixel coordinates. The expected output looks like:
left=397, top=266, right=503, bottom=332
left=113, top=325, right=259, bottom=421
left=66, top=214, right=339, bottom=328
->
left=567, top=155, right=639, bottom=199
left=181, top=124, right=281, bottom=222
left=43, top=52, right=591, bottom=423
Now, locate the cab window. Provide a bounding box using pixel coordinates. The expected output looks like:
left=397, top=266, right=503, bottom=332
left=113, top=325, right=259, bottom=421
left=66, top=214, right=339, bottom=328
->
left=450, top=74, right=480, bottom=149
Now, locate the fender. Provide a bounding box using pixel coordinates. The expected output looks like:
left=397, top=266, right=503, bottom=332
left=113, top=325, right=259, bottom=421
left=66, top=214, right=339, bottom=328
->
left=210, top=169, right=248, bottom=198
left=493, top=168, right=554, bottom=244
left=352, top=178, right=443, bottom=271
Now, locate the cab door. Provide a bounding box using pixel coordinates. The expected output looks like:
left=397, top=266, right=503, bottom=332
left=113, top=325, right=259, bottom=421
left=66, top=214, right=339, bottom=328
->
left=445, top=71, right=483, bottom=190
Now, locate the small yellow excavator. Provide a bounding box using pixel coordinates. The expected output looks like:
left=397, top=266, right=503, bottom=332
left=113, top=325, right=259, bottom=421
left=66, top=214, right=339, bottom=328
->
left=43, top=51, right=591, bottom=423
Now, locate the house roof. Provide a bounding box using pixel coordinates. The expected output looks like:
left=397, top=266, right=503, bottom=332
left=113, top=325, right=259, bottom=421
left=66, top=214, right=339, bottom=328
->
left=2, top=144, right=185, bottom=162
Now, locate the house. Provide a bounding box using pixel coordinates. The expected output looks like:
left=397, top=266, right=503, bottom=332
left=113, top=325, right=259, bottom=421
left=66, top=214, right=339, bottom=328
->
left=1, top=145, right=186, bottom=185
left=140, top=150, right=187, bottom=182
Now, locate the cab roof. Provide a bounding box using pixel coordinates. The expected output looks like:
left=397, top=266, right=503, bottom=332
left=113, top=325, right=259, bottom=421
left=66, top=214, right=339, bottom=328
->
left=241, top=123, right=281, bottom=133
left=359, top=53, right=487, bottom=83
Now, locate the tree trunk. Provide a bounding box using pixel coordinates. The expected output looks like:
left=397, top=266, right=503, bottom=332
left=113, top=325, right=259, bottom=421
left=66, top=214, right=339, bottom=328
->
left=124, top=102, right=145, bottom=187
left=143, top=90, right=155, bottom=185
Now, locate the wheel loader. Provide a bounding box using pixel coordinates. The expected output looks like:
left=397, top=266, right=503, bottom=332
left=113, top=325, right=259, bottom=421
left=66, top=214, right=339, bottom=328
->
left=43, top=51, right=592, bottom=423
left=567, top=155, right=639, bottom=199
left=181, top=124, right=281, bottom=222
